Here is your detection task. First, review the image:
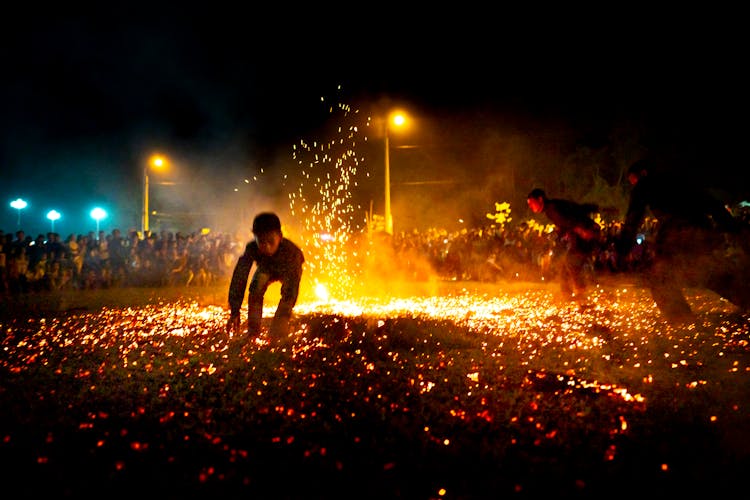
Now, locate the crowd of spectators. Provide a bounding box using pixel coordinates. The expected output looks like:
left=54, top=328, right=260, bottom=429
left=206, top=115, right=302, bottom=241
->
left=0, top=218, right=645, bottom=296
left=2, top=209, right=746, bottom=297
left=386, top=202, right=749, bottom=285
left=0, top=228, right=244, bottom=295
left=386, top=218, right=656, bottom=284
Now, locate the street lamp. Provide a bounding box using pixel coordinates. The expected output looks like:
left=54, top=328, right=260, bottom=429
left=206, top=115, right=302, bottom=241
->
left=384, top=111, right=408, bottom=235
left=143, top=154, right=167, bottom=237
left=90, top=207, right=107, bottom=236
left=47, top=209, right=61, bottom=233
left=10, top=198, right=28, bottom=229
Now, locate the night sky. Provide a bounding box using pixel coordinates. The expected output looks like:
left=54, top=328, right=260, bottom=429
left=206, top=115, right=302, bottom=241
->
left=2, top=7, right=747, bottom=237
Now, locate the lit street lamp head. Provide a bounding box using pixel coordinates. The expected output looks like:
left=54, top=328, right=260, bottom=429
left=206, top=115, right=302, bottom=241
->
left=150, top=154, right=167, bottom=169
left=10, top=198, right=28, bottom=210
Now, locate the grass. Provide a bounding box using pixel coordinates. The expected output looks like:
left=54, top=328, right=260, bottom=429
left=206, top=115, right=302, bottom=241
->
left=1, top=279, right=749, bottom=498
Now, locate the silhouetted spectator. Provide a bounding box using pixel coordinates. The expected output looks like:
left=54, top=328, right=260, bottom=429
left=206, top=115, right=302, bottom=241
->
left=618, top=159, right=749, bottom=321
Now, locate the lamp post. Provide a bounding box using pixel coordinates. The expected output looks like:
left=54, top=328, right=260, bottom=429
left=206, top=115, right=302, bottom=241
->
left=384, top=112, right=407, bottom=235
left=47, top=210, right=61, bottom=233
left=10, top=198, right=27, bottom=229
left=143, top=154, right=166, bottom=237
left=90, top=207, right=107, bottom=237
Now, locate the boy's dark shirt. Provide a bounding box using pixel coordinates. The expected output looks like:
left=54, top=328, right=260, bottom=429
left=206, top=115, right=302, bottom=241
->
left=228, top=237, right=304, bottom=314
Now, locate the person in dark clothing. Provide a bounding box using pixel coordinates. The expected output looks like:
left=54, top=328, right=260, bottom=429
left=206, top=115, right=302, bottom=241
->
left=527, top=188, right=602, bottom=303
left=227, top=212, right=305, bottom=342
left=617, top=159, right=749, bottom=321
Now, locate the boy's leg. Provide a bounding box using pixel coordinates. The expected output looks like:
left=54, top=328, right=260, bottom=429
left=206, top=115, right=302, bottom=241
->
left=247, top=272, right=272, bottom=336
left=270, top=270, right=302, bottom=339
left=649, top=261, right=693, bottom=322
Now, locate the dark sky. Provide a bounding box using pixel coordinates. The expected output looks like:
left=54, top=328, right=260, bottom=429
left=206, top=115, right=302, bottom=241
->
left=2, top=7, right=747, bottom=236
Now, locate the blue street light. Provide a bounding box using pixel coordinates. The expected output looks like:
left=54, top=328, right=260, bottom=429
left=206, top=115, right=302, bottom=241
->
left=10, top=198, right=28, bottom=229
left=47, top=210, right=61, bottom=233
left=90, top=207, right=107, bottom=236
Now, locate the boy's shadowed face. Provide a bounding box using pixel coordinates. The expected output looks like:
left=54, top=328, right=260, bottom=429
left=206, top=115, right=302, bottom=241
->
left=255, top=231, right=282, bottom=256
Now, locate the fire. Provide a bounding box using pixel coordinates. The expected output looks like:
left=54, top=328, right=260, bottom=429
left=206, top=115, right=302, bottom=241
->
left=314, top=281, right=330, bottom=301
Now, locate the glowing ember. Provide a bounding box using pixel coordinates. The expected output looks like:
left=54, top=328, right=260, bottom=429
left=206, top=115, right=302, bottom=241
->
left=1, top=279, right=747, bottom=496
